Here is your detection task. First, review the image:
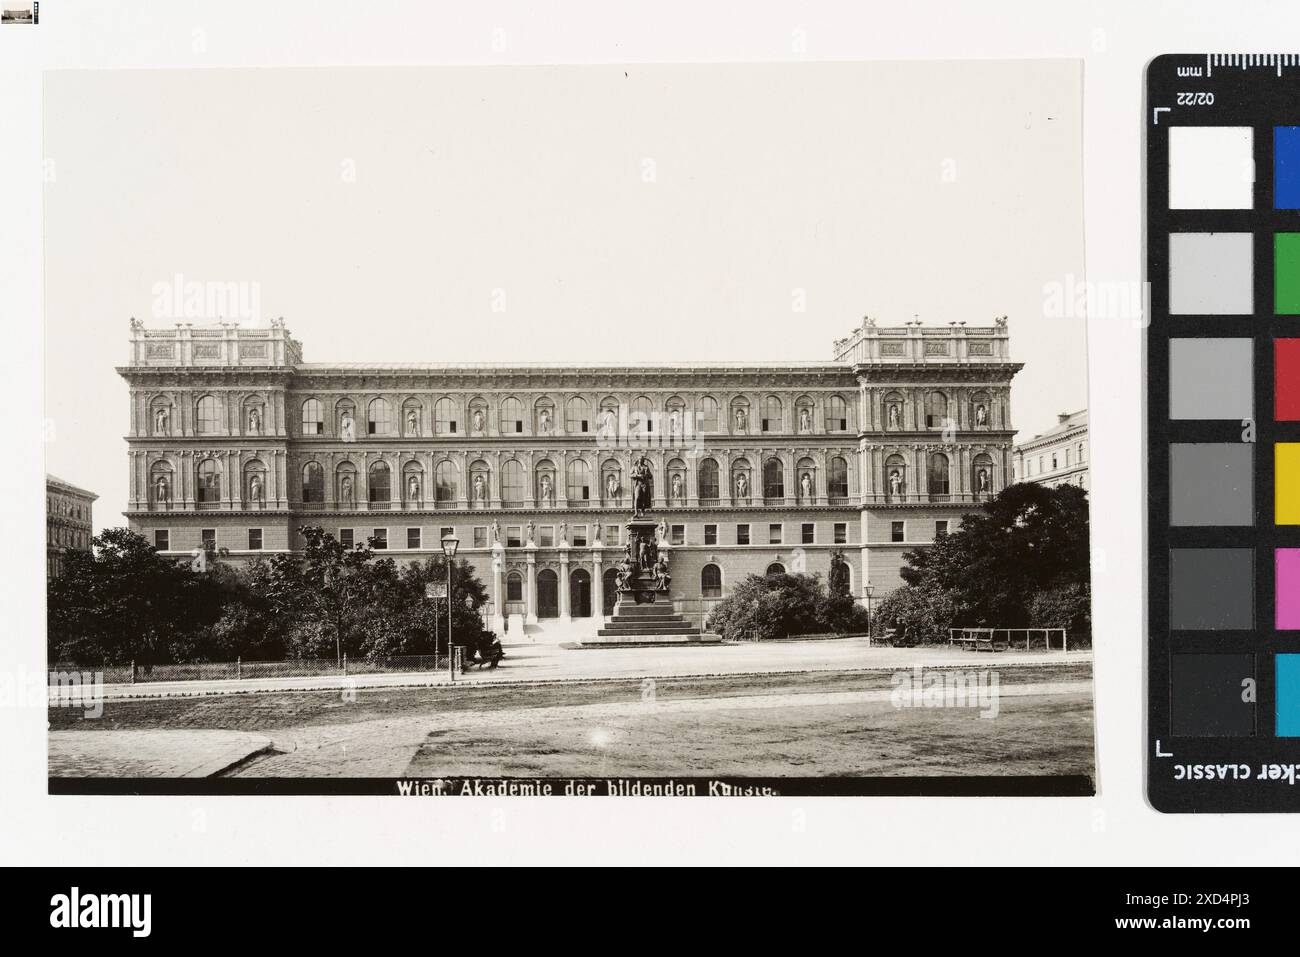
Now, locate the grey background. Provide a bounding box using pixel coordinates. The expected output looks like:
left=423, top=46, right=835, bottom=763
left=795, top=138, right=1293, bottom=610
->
left=1170, top=653, right=1256, bottom=737
left=1169, top=337, right=1254, bottom=420
left=1170, top=548, right=1254, bottom=630
left=1169, top=232, right=1254, bottom=315
left=1170, top=443, right=1254, bottom=526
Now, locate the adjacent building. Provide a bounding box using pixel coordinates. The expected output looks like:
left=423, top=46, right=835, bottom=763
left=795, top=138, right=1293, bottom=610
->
left=47, top=474, right=97, bottom=578
left=120, top=316, right=1022, bottom=639
left=1012, top=409, right=1089, bottom=490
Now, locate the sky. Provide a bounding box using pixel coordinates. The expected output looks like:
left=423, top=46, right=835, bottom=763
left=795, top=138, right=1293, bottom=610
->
left=44, top=60, right=1087, bottom=529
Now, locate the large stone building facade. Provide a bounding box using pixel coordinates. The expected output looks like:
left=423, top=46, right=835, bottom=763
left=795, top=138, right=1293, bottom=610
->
left=1012, top=409, right=1089, bottom=490
left=47, top=474, right=97, bottom=579
left=120, top=316, right=1021, bottom=639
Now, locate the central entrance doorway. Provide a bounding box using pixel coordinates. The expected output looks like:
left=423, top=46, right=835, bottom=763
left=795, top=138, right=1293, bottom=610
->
left=537, top=569, right=559, bottom=618
left=570, top=569, right=591, bottom=618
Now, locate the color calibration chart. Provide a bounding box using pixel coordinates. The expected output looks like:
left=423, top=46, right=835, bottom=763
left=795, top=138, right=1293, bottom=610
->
left=1147, top=55, right=1300, bottom=812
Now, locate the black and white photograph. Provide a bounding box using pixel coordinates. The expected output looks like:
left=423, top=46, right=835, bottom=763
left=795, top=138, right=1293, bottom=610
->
left=42, top=59, right=1095, bottom=796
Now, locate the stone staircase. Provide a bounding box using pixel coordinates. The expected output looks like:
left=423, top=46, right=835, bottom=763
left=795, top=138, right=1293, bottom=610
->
left=586, top=602, right=720, bottom=646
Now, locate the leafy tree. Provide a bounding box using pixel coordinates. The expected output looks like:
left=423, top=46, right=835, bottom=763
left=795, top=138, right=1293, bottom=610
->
left=876, top=483, right=1091, bottom=643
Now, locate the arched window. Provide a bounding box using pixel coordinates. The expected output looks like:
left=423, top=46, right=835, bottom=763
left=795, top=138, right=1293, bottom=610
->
left=763, top=458, right=785, bottom=502
left=368, top=461, right=392, bottom=505
left=196, top=458, right=221, bottom=504
left=500, top=397, right=524, bottom=434
left=566, top=459, right=591, bottom=502
left=500, top=459, right=524, bottom=504
left=701, top=564, right=722, bottom=598
left=828, top=456, right=849, bottom=501
left=698, top=396, right=720, bottom=433
left=826, top=395, right=849, bottom=432
left=506, top=572, right=523, bottom=602
left=761, top=396, right=783, bottom=433
left=698, top=458, right=720, bottom=502
left=196, top=395, right=222, bottom=434
left=435, top=460, right=457, bottom=507
left=631, top=395, right=654, bottom=435
left=927, top=452, right=950, bottom=499
left=566, top=396, right=590, bottom=434
left=301, top=399, right=323, bottom=435
left=302, top=462, right=324, bottom=503
left=367, top=398, right=394, bottom=436
left=925, top=392, right=949, bottom=430
left=434, top=397, right=456, bottom=434
left=765, top=563, right=786, bottom=577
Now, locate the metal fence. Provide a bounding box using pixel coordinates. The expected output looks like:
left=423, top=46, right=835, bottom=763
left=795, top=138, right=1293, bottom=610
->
left=947, top=628, right=1070, bottom=652
left=48, top=654, right=453, bottom=685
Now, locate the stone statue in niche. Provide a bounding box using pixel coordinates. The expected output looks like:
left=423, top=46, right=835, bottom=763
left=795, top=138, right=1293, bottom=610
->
left=559, top=522, right=567, bottom=544
left=249, top=474, right=264, bottom=504
left=594, top=524, right=602, bottom=544
left=630, top=455, right=653, bottom=516
left=799, top=407, right=811, bottom=432
left=472, top=409, right=484, bottom=434
left=669, top=408, right=681, bottom=435
left=340, top=410, right=356, bottom=442
left=601, top=408, right=617, bottom=435
left=977, top=467, right=990, bottom=493
left=491, top=519, right=501, bottom=545
left=408, top=475, right=420, bottom=502
left=406, top=409, right=419, bottom=435
left=657, top=518, right=668, bottom=542
left=539, top=407, right=552, bottom=433
left=734, top=407, right=748, bottom=432
left=155, top=475, right=170, bottom=504
left=473, top=473, right=486, bottom=502
left=248, top=406, right=262, bottom=434
left=888, top=469, right=903, bottom=497
left=340, top=475, right=354, bottom=504
left=671, top=473, right=683, bottom=501
left=526, top=520, right=535, bottom=544
left=800, top=472, right=813, bottom=499
left=887, top=404, right=900, bottom=429
left=539, top=473, right=553, bottom=503
left=975, top=403, right=988, bottom=426
left=605, top=473, right=619, bottom=499
left=735, top=472, right=748, bottom=498
left=154, top=406, right=169, bottom=435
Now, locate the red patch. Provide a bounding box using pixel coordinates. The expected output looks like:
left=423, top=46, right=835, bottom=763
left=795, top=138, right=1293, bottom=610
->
left=1279, top=339, right=1300, bottom=421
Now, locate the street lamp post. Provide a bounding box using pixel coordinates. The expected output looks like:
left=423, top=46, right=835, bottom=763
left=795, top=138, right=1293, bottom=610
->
left=865, top=583, right=876, bottom=642
left=441, top=536, right=459, bottom=677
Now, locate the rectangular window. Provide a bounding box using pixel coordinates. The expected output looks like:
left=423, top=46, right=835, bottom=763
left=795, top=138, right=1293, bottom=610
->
left=248, top=528, right=263, bottom=551
left=704, top=524, right=717, bottom=546
left=801, top=523, right=815, bottom=544
left=769, top=523, right=783, bottom=545
left=891, top=521, right=905, bottom=543
left=439, top=526, right=454, bottom=542
left=605, top=525, right=619, bottom=546
left=936, top=521, right=949, bottom=537
left=671, top=524, right=685, bottom=545
left=572, top=525, right=588, bottom=547
left=473, top=526, right=487, bottom=549
left=737, top=524, right=750, bottom=546
left=372, top=528, right=388, bottom=549
left=154, top=530, right=170, bottom=551
left=834, top=522, right=847, bottom=544
left=507, top=526, right=522, bottom=548
left=540, top=526, right=555, bottom=547
left=340, top=528, right=354, bottom=548
left=407, top=527, right=422, bottom=549
left=201, top=529, right=216, bottom=549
